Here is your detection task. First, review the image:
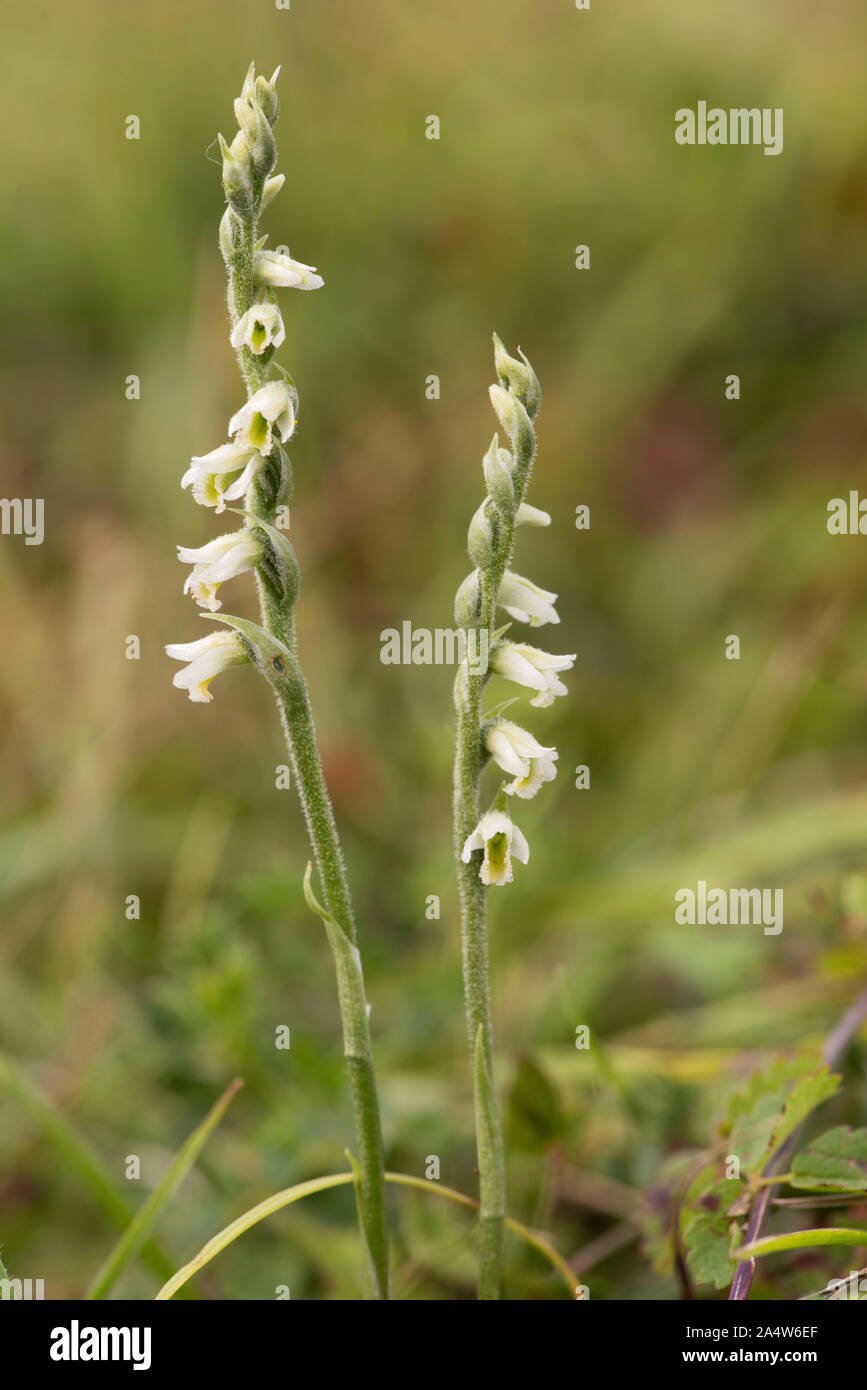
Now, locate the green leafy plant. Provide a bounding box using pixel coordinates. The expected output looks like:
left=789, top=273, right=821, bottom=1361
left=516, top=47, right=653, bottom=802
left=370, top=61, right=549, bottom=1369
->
left=646, top=990, right=867, bottom=1299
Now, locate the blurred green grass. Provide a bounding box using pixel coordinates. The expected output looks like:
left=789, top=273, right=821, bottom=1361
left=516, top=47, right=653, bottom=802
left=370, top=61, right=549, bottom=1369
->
left=1, top=0, right=867, bottom=1298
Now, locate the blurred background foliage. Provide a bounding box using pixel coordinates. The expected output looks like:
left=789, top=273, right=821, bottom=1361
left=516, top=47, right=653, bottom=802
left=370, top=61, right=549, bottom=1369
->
left=1, top=0, right=867, bottom=1299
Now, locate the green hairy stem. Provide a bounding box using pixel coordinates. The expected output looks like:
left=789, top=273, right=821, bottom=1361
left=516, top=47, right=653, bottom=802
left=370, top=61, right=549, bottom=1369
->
left=215, top=66, right=390, bottom=1299
left=452, top=338, right=541, bottom=1298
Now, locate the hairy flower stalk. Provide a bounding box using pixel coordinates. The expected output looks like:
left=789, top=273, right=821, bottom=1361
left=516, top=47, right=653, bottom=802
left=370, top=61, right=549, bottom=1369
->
left=167, top=64, right=390, bottom=1298
left=452, top=337, right=575, bottom=1298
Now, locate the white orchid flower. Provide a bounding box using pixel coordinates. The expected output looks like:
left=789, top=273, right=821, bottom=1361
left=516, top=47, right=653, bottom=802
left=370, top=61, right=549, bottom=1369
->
left=177, top=530, right=263, bottom=612
left=461, top=809, right=530, bottom=887
left=165, top=631, right=246, bottom=704
left=228, top=380, right=296, bottom=454
left=230, top=301, right=285, bottom=356
left=515, top=503, right=551, bottom=527
left=491, top=641, right=575, bottom=708
left=497, top=570, right=560, bottom=626
left=485, top=719, right=558, bottom=799
left=255, top=248, right=324, bottom=291
left=181, top=441, right=264, bottom=513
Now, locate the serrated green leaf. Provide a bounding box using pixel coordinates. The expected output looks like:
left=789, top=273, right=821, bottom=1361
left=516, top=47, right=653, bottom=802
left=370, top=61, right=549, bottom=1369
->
left=719, top=1050, right=823, bottom=1138
left=727, top=1066, right=840, bottom=1175
left=683, top=1178, right=744, bottom=1289
left=791, top=1126, right=867, bottom=1191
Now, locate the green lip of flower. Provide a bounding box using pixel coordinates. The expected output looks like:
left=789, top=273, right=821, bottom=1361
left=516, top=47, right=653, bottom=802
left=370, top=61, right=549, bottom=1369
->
left=461, top=809, right=531, bottom=887
left=230, top=301, right=285, bottom=356
left=182, top=442, right=264, bottom=513
left=228, top=380, right=296, bottom=453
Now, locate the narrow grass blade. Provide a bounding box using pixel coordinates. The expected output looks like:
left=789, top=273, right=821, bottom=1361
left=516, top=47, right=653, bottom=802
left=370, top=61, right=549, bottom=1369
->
left=0, top=1051, right=182, bottom=1291
left=155, top=1169, right=581, bottom=1300
left=86, top=1077, right=243, bottom=1299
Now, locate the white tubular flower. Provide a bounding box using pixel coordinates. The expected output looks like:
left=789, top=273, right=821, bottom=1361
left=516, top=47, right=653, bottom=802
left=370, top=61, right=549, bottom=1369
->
left=165, top=631, right=246, bottom=704
left=228, top=380, right=296, bottom=454
left=498, top=570, right=560, bottom=626
left=491, top=641, right=575, bottom=708
left=230, top=301, right=285, bottom=356
left=177, top=530, right=263, bottom=612
left=181, top=441, right=264, bottom=513
left=515, top=503, right=551, bottom=527
left=485, top=719, right=558, bottom=799
left=461, top=809, right=530, bottom=887
left=255, top=248, right=324, bottom=291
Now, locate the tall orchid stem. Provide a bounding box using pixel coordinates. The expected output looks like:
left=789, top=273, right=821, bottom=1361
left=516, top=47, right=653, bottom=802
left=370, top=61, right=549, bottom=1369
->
left=453, top=345, right=539, bottom=1298
left=220, top=76, right=389, bottom=1299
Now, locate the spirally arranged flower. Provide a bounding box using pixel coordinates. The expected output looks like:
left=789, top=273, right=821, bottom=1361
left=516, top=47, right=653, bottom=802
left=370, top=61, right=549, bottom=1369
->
left=497, top=570, right=560, bottom=627
left=491, top=641, right=575, bottom=708
left=181, top=442, right=265, bottom=513
left=255, top=248, right=324, bottom=290
left=230, top=300, right=285, bottom=355
left=228, top=380, right=297, bottom=454
left=165, top=631, right=247, bottom=704
left=461, top=809, right=530, bottom=887
left=484, top=719, right=558, bottom=798
left=177, top=530, right=263, bottom=612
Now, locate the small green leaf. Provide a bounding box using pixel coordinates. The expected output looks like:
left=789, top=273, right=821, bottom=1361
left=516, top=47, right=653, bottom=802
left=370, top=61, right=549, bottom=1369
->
left=683, top=1179, right=744, bottom=1289
left=727, top=1064, right=840, bottom=1175
left=791, top=1126, right=867, bottom=1191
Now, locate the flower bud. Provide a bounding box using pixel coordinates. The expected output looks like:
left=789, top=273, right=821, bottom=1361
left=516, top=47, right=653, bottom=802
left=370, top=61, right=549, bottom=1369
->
left=233, top=97, right=277, bottom=181
left=219, top=207, right=245, bottom=261
left=242, top=63, right=280, bottom=124
left=454, top=569, right=482, bottom=627
left=219, top=132, right=254, bottom=217
left=261, top=173, right=285, bottom=211
left=254, top=67, right=281, bottom=124
left=467, top=500, right=497, bottom=568
left=489, top=384, right=534, bottom=464
left=493, top=334, right=541, bottom=418
left=482, top=434, right=515, bottom=514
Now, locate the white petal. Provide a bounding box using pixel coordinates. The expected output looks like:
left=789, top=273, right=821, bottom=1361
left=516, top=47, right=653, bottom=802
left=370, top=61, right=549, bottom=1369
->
left=515, top=503, right=551, bottom=527
left=511, top=826, right=530, bottom=863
